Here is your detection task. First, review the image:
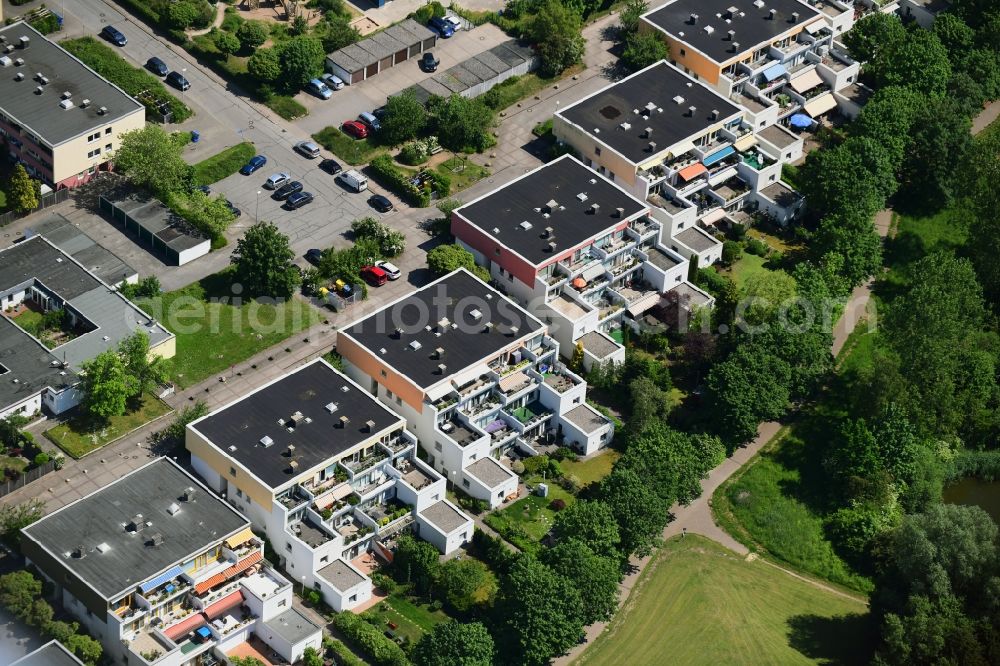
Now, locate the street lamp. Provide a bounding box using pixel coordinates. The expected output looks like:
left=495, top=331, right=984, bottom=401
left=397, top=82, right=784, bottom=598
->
left=256, top=190, right=261, bottom=221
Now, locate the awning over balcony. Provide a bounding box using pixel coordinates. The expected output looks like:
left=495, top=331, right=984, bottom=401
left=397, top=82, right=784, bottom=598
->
left=451, top=363, right=491, bottom=391
left=668, top=140, right=695, bottom=158
left=733, top=134, right=758, bottom=152
left=804, top=20, right=825, bottom=35
left=790, top=69, right=823, bottom=94
left=580, top=263, right=607, bottom=282
left=204, top=590, right=245, bottom=620
left=626, top=292, right=661, bottom=317
left=702, top=208, right=728, bottom=225
left=193, top=552, right=263, bottom=595
left=702, top=146, right=736, bottom=167
left=804, top=93, right=837, bottom=118
left=426, top=381, right=455, bottom=404
left=139, top=565, right=184, bottom=595
left=678, top=162, right=707, bottom=181
left=224, top=528, right=255, bottom=550
left=761, top=62, right=787, bottom=82
left=163, top=612, right=207, bottom=641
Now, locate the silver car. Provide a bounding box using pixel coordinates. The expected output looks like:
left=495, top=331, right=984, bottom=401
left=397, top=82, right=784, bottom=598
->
left=294, top=140, right=321, bottom=159
left=264, top=172, right=290, bottom=189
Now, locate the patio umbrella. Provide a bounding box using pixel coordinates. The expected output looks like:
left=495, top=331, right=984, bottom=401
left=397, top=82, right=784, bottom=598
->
left=572, top=277, right=587, bottom=289
left=789, top=114, right=813, bottom=129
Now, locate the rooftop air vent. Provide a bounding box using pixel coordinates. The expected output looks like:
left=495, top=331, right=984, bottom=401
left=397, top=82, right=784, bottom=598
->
left=147, top=533, right=164, bottom=547
left=127, top=514, right=144, bottom=532
left=547, top=241, right=557, bottom=252
left=687, top=105, right=697, bottom=116
left=434, top=347, right=445, bottom=359
left=61, top=90, right=71, bottom=99
left=325, top=402, right=338, bottom=414
left=689, top=12, right=699, bottom=24
left=80, top=98, right=90, bottom=107
left=290, top=411, right=305, bottom=426
left=339, top=415, right=350, bottom=428
left=519, top=221, right=533, bottom=231
left=167, top=502, right=180, bottom=516
left=672, top=95, right=685, bottom=105
left=98, top=106, right=107, bottom=115
left=39, top=75, right=48, bottom=85
left=0, top=56, right=11, bottom=67
left=615, top=207, right=625, bottom=218
left=182, top=487, right=197, bottom=502
left=19, top=36, right=30, bottom=48
left=260, top=435, right=274, bottom=448
left=365, top=420, right=376, bottom=432
left=509, top=326, right=519, bottom=337
left=14, top=72, right=23, bottom=81
left=791, top=11, right=799, bottom=22
left=619, top=121, right=631, bottom=131
left=754, top=0, right=765, bottom=7
left=59, top=99, right=74, bottom=110
left=648, top=141, right=658, bottom=152
left=470, top=308, right=483, bottom=321
left=576, top=192, right=588, bottom=202
left=285, top=445, right=295, bottom=457
left=340, top=385, right=350, bottom=393
left=71, top=545, right=86, bottom=559
left=704, top=25, right=714, bottom=34
left=769, top=8, right=776, bottom=19
left=732, top=41, right=741, bottom=52
left=589, top=203, right=601, bottom=214
left=711, top=109, right=720, bottom=120
left=409, top=340, right=422, bottom=351
left=728, top=29, right=736, bottom=40
left=644, top=127, right=653, bottom=138
left=14, top=58, right=23, bottom=66
left=542, top=226, right=554, bottom=238
left=96, top=543, right=110, bottom=554
left=34, top=85, right=42, bottom=95
left=436, top=363, right=447, bottom=375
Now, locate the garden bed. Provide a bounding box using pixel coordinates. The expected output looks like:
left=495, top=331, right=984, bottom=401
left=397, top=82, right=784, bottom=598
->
left=45, top=393, right=172, bottom=459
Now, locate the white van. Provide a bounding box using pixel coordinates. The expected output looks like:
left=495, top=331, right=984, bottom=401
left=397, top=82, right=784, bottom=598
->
left=338, top=169, right=368, bottom=192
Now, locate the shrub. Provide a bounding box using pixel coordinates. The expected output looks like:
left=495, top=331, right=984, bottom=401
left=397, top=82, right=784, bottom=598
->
left=722, top=240, right=744, bottom=265
left=332, top=612, right=409, bottom=666
left=745, top=238, right=770, bottom=256
left=33, top=453, right=50, bottom=467
left=550, top=446, right=579, bottom=462
left=549, top=498, right=567, bottom=511
left=398, top=142, right=427, bottom=166
left=350, top=217, right=406, bottom=257
left=236, top=21, right=269, bottom=51
left=192, top=142, right=257, bottom=185
left=369, top=155, right=429, bottom=207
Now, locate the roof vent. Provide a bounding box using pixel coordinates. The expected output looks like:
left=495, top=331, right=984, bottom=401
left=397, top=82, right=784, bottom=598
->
left=576, top=192, right=588, bottom=202
left=672, top=95, right=685, bottom=105
left=470, top=308, right=483, bottom=321
left=4, top=45, right=13, bottom=54
left=127, top=514, right=145, bottom=532
left=147, top=533, right=164, bottom=547
left=71, top=545, right=86, bottom=559
left=14, top=72, right=23, bottom=81
left=167, top=502, right=180, bottom=516
left=769, top=8, right=776, bottom=19
left=409, top=339, right=422, bottom=351
left=704, top=25, right=714, bottom=34
left=689, top=12, right=699, bottom=24
left=288, top=460, right=299, bottom=471
left=791, top=11, right=799, bottom=22
left=96, top=542, right=110, bottom=554
left=434, top=347, right=445, bottom=359
left=340, top=385, right=350, bottom=393
left=39, top=75, right=48, bottom=85
left=619, top=121, right=631, bottom=131
left=643, top=127, right=653, bottom=138
left=728, top=29, right=736, bottom=40
left=339, top=415, right=350, bottom=428
left=290, top=411, right=305, bottom=426
left=484, top=322, right=494, bottom=332
left=754, top=0, right=765, bottom=7
left=687, top=105, right=697, bottom=116
left=732, top=41, right=741, bottom=52
left=711, top=109, right=720, bottom=120
left=615, top=207, right=625, bottom=218
left=437, top=363, right=447, bottom=375
left=19, top=36, right=30, bottom=48
left=542, top=226, right=554, bottom=238
left=182, top=487, right=197, bottom=501
left=519, top=220, right=533, bottom=231
left=325, top=402, right=338, bottom=414
left=14, top=57, right=23, bottom=66
left=543, top=199, right=558, bottom=214
left=648, top=141, right=658, bottom=152
left=285, top=444, right=296, bottom=457
left=34, top=86, right=42, bottom=95
left=0, top=56, right=10, bottom=67
left=509, top=326, right=520, bottom=337
left=260, top=435, right=274, bottom=448
left=589, top=203, right=601, bottom=214
left=547, top=241, right=558, bottom=252
left=80, top=98, right=91, bottom=108
left=59, top=99, right=74, bottom=110
left=61, top=90, right=71, bottom=99
left=365, top=419, right=376, bottom=432
left=98, top=106, right=107, bottom=115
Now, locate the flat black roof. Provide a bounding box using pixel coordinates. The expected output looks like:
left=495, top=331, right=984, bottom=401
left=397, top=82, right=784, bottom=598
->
left=26, top=214, right=137, bottom=286
left=455, top=156, right=648, bottom=265
left=0, top=23, right=143, bottom=145
left=190, top=360, right=402, bottom=488
left=644, top=0, right=822, bottom=63
left=558, top=61, right=741, bottom=163
left=22, top=458, right=248, bottom=600
left=341, top=270, right=544, bottom=390
left=0, top=316, right=78, bottom=410
left=0, top=235, right=101, bottom=300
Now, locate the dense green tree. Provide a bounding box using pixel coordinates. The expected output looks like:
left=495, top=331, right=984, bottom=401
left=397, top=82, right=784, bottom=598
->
left=899, top=97, right=973, bottom=210
left=811, top=214, right=883, bottom=290
left=551, top=499, right=620, bottom=555
left=932, top=13, right=976, bottom=59
left=437, top=558, right=495, bottom=612
left=599, top=468, right=670, bottom=557
left=797, top=138, right=893, bottom=220
left=619, top=0, right=649, bottom=33
left=842, top=12, right=905, bottom=62
left=0, top=498, right=44, bottom=546
left=852, top=86, right=924, bottom=166
left=413, top=621, right=494, bottom=666
left=232, top=222, right=301, bottom=298
left=8, top=164, right=39, bottom=214
left=527, top=0, right=586, bottom=77
left=278, top=37, right=326, bottom=91
left=380, top=91, right=428, bottom=145
left=872, top=28, right=952, bottom=96
left=426, top=244, right=490, bottom=282
left=0, top=571, right=42, bottom=620
left=316, top=13, right=361, bottom=53
left=81, top=350, right=129, bottom=420
left=738, top=270, right=797, bottom=328
left=495, top=554, right=585, bottom=665
left=247, top=47, right=281, bottom=83
left=393, top=534, right=440, bottom=594
left=541, top=539, right=620, bottom=624
left=627, top=377, right=674, bottom=434
left=622, top=32, right=668, bottom=72
left=113, top=125, right=190, bottom=195
left=65, top=633, right=102, bottom=666
left=213, top=29, right=241, bottom=57
left=236, top=20, right=269, bottom=51
left=620, top=421, right=724, bottom=505
left=117, top=331, right=167, bottom=402
left=166, top=1, right=200, bottom=29
left=706, top=343, right=792, bottom=443
left=966, top=131, right=1000, bottom=308
left=431, top=94, right=496, bottom=152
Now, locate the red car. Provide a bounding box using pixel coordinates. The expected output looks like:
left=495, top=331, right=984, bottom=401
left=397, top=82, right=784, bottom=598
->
left=360, top=265, right=387, bottom=286
left=342, top=120, right=368, bottom=139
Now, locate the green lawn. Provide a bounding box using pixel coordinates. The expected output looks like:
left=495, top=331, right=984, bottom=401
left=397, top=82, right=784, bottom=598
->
left=883, top=207, right=972, bottom=287
left=312, top=126, right=387, bottom=165
left=0, top=456, right=28, bottom=475
left=137, top=270, right=323, bottom=389
left=724, top=252, right=773, bottom=289
left=434, top=157, right=489, bottom=193
left=576, top=536, right=871, bottom=666
left=483, top=476, right=575, bottom=553
left=46, top=394, right=172, bottom=459
left=561, top=449, right=620, bottom=487
left=192, top=142, right=256, bottom=186
left=364, top=594, right=449, bottom=644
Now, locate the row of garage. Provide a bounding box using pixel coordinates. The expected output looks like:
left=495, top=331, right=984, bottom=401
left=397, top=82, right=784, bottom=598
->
left=326, top=19, right=438, bottom=85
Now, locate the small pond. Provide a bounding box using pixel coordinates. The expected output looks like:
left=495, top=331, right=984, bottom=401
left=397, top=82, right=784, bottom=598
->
left=943, top=477, right=1000, bottom=524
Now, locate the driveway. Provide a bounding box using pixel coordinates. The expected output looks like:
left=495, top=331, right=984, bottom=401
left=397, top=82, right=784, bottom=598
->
left=293, top=23, right=512, bottom=135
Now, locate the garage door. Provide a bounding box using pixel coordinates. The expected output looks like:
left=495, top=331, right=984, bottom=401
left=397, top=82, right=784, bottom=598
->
left=394, top=48, right=408, bottom=64
left=365, top=63, right=378, bottom=78
left=351, top=69, right=364, bottom=84
left=380, top=55, right=393, bottom=71
left=409, top=44, right=421, bottom=57
left=422, top=37, right=435, bottom=50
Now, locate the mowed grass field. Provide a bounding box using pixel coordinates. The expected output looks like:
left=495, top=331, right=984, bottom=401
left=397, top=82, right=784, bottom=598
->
left=576, top=536, right=871, bottom=666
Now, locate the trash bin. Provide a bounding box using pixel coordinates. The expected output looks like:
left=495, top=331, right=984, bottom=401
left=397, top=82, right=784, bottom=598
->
left=191, top=130, right=200, bottom=143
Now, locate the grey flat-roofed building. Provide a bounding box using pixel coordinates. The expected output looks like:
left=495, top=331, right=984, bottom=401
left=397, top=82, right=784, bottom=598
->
left=466, top=457, right=515, bottom=488
left=579, top=330, right=620, bottom=359
left=190, top=359, right=403, bottom=489
left=419, top=500, right=470, bottom=533
left=25, top=214, right=138, bottom=288
left=263, top=608, right=322, bottom=646
left=557, top=61, right=741, bottom=164
left=318, top=559, right=366, bottom=592
left=758, top=124, right=799, bottom=149
left=11, top=640, right=85, bottom=666
left=395, top=40, right=538, bottom=104
left=342, top=270, right=545, bottom=390
left=0, top=23, right=143, bottom=146
left=327, top=19, right=436, bottom=84
left=643, top=0, right=823, bottom=64
left=0, top=315, right=78, bottom=417
left=675, top=226, right=720, bottom=253
left=564, top=404, right=610, bottom=433
left=645, top=245, right=684, bottom=270
left=760, top=181, right=801, bottom=206
left=21, top=458, right=249, bottom=601
left=455, top=155, right=648, bottom=266
left=98, top=190, right=210, bottom=266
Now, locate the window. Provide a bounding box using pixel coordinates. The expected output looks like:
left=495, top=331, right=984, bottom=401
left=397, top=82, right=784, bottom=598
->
left=230, top=467, right=237, bottom=477
left=680, top=48, right=686, bottom=56
left=678, top=222, right=684, bottom=229
left=462, top=479, right=470, bottom=489
left=235, top=488, right=242, bottom=498
left=87, top=166, right=96, bottom=175
left=785, top=152, right=792, bottom=159
left=769, top=175, right=776, bottom=181
left=433, top=493, right=440, bottom=501
left=87, top=132, right=100, bottom=143
left=285, top=543, right=292, bottom=551
left=495, top=247, right=501, bottom=256
left=105, top=144, right=112, bottom=152
left=386, top=388, right=394, bottom=398
left=320, top=555, right=328, bottom=563
left=380, top=369, right=387, bottom=378
left=395, top=396, right=402, bottom=406
left=434, top=442, right=442, bottom=452
left=87, top=148, right=101, bottom=158
left=105, top=127, right=112, bottom=135
left=675, top=274, right=682, bottom=282
left=594, top=146, right=601, bottom=156
left=349, top=594, right=357, bottom=602
left=277, top=599, right=287, bottom=607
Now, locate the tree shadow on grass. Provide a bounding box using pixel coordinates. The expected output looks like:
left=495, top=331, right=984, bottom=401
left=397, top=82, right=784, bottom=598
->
left=787, top=613, right=875, bottom=665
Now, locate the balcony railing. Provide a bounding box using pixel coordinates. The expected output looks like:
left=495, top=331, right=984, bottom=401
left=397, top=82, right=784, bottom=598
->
left=343, top=450, right=389, bottom=474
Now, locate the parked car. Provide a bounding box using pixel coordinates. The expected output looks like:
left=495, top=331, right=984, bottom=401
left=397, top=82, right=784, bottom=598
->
left=166, top=71, right=190, bottom=91
left=358, top=112, right=381, bottom=133
left=420, top=52, right=439, bottom=72
left=342, top=120, right=368, bottom=139
left=338, top=170, right=368, bottom=192
left=305, top=249, right=324, bottom=265
left=446, top=15, right=463, bottom=31
left=376, top=261, right=401, bottom=280
left=224, top=199, right=241, bottom=217
left=372, top=106, right=388, bottom=121
left=285, top=191, right=314, bottom=210
left=368, top=194, right=393, bottom=213
left=195, top=184, right=211, bottom=195
left=321, top=73, right=345, bottom=90
left=305, top=78, right=332, bottom=100
left=319, top=158, right=342, bottom=175
left=361, top=265, right=388, bottom=286
left=240, top=155, right=268, bottom=176
left=101, top=25, right=127, bottom=46
left=145, top=57, right=168, bottom=76
left=264, top=172, right=290, bottom=189
left=294, top=140, right=322, bottom=159
left=273, top=181, right=304, bottom=200
left=428, top=17, right=454, bottom=38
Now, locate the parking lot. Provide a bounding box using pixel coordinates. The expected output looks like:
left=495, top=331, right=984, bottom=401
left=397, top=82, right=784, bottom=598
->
left=295, top=22, right=511, bottom=135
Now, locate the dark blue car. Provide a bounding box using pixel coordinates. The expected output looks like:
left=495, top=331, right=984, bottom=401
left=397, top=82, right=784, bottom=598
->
left=145, top=57, right=168, bottom=77
left=101, top=25, right=127, bottom=47
left=239, top=155, right=267, bottom=175
left=428, top=17, right=454, bottom=38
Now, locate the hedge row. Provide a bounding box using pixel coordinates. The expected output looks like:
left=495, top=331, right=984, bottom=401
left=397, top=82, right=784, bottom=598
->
left=368, top=155, right=450, bottom=208
left=191, top=142, right=256, bottom=186
left=60, top=38, right=193, bottom=123
left=331, top=612, right=410, bottom=666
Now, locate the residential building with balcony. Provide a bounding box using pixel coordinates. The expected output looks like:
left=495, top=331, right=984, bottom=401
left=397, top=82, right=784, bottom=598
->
left=0, top=23, right=145, bottom=189
left=186, top=358, right=470, bottom=612
left=451, top=155, right=711, bottom=359
left=337, top=269, right=615, bottom=504
left=20, top=458, right=321, bottom=666
left=640, top=0, right=860, bottom=125
left=0, top=236, right=175, bottom=420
